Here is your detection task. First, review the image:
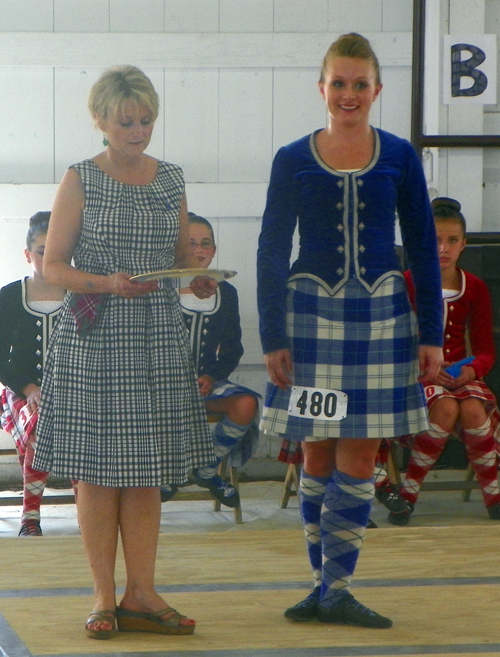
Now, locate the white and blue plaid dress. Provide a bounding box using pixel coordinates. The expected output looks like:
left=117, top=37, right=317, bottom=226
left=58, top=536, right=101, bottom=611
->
left=257, top=129, right=443, bottom=441
left=261, top=275, right=428, bottom=439
left=34, top=160, right=214, bottom=486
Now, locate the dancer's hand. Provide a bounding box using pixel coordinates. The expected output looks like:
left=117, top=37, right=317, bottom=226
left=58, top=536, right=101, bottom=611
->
left=264, top=349, right=293, bottom=389
left=418, top=345, right=443, bottom=384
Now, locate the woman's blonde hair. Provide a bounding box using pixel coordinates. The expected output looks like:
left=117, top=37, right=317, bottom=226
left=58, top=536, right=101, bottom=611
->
left=88, top=65, right=159, bottom=124
left=320, top=33, right=381, bottom=85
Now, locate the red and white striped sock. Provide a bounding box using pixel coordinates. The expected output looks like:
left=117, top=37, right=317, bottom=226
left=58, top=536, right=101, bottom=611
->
left=374, top=466, right=390, bottom=488
left=22, top=459, right=49, bottom=523
left=400, top=422, right=450, bottom=504
left=20, top=433, right=49, bottom=523
left=463, top=419, right=500, bottom=508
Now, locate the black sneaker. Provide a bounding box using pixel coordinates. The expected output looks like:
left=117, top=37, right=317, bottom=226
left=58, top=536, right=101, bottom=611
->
left=366, top=518, right=378, bottom=529
left=487, top=502, right=500, bottom=520
left=190, top=470, right=240, bottom=508
left=18, top=520, right=42, bottom=537
left=388, top=502, right=415, bottom=526
left=317, top=592, right=393, bottom=628
left=160, top=484, right=178, bottom=502
left=284, top=586, right=320, bottom=622
left=375, top=482, right=408, bottom=513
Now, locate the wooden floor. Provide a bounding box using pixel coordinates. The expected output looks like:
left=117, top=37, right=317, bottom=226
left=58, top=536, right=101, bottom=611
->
left=0, top=526, right=499, bottom=657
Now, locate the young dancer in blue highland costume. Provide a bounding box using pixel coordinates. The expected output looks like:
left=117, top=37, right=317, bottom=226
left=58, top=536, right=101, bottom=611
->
left=257, top=33, right=444, bottom=628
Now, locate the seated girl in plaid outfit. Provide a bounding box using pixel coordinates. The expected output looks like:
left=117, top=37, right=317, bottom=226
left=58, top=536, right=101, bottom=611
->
left=162, top=213, right=260, bottom=507
left=388, top=197, right=500, bottom=525
left=0, top=212, right=77, bottom=536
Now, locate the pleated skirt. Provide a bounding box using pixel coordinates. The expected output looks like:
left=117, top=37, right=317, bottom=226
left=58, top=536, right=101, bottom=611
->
left=259, top=276, right=429, bottom=440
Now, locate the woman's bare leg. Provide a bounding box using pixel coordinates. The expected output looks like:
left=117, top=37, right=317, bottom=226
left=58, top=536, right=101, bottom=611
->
left=77, top=482, right=120, bottom=634
left=118, top=487, right=195, bottom=627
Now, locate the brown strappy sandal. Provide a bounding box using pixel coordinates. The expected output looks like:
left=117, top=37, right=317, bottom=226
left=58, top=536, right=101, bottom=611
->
left=85, top=609, right=117, bottom=640
left=115, top=605, right=195, bottom=635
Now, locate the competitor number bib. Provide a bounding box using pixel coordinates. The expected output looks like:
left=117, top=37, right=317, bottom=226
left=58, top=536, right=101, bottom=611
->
left=288, top=386, right=348, bottom=421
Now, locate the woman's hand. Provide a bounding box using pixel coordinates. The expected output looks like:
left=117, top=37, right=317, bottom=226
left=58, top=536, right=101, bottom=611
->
left=417, top=345, right=444, bottom=384
left=198, top=374, right=215, bottom=397
left=190, top=275, right=218, bottom=299
left=22, top=384, right=41, bottom=415
left=109, top=272, right=158, bottom=298
left=264, top=348, right=293, bottom=389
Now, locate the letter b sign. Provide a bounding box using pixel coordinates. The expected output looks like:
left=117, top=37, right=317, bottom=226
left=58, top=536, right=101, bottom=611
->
left=451, top=44, right=487, bottom=97
left=443, top=35, right=496, bottom=105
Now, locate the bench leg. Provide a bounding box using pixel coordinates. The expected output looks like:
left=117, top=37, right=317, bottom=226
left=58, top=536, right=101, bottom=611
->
left=462, top=463, right=475, bottom=502
left=386, top=441, right=402, bottom=486
left=280, top=463, right=301, bottom=509
left=230, top=466, right=243, bottom=524
left=213, top=458, right=227, bottom=513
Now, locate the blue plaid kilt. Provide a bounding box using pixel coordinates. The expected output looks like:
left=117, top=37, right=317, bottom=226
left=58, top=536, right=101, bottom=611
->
left=259, top=276, right=429, bottom=440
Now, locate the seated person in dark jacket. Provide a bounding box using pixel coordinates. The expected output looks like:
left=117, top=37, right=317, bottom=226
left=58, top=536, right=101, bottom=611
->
left=0, top=211, right=77, bottom=536
left=162, top=213, right=260, bottom=507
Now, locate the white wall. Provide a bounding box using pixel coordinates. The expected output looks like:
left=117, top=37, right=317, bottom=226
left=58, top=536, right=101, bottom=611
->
left=0, top=0, right=414, bottom=457
left=0, top=0, right=414, bottom=285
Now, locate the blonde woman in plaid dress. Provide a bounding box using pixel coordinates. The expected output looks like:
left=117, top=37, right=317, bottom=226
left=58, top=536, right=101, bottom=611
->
left=257, top=34, right=443, bottom=628
left=34, top=66, right=216, bottom=640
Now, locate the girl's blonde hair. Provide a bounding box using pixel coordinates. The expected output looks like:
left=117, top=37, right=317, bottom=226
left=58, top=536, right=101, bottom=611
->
left=88, top=65, right=159, bottom=123
left=320, top=32, right=381, bottom=85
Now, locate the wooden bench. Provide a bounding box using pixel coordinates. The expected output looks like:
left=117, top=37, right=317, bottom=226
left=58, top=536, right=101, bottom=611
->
left=0, top=413, right=244, bottom=521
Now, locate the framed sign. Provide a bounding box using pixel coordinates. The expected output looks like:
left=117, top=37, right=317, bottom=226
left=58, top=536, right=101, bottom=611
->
left=443, top=34, right=497, bottom=105
left=411, top=0, right=500, bottom=233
